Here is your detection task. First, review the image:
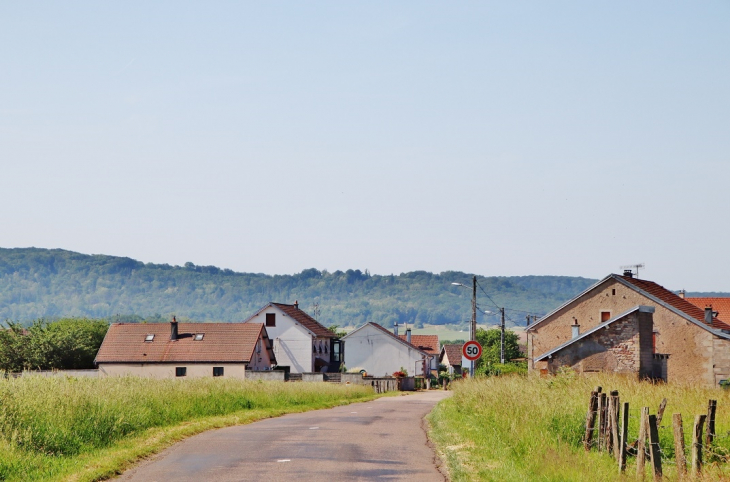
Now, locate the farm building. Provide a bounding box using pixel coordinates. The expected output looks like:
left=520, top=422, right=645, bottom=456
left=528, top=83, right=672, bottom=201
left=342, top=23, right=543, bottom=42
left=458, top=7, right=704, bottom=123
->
left=95, top=318, right=275, bottom=378
left=527, top=272, right=730, bottom=387
left=243, top=301, right=343, bottom=373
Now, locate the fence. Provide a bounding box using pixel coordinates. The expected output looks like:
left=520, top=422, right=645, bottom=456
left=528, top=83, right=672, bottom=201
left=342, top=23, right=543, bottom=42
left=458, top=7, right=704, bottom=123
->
left=6, top=369, right=99, bottom=378
left=583, top=385, right=720, bottom=478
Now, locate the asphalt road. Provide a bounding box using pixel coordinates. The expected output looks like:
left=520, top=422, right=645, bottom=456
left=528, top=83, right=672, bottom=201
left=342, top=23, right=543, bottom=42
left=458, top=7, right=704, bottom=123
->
left=118, top=390, right=451, bottom=482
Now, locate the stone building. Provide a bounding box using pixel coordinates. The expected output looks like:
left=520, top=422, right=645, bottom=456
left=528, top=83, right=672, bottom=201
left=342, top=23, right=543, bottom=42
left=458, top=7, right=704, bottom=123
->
left=527, top=273, right=730, bottom=387
left=535, top=306, right=654, bottom=377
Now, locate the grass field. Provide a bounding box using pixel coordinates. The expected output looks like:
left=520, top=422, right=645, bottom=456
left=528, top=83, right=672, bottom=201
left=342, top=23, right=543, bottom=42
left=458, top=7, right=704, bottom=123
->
left=429, top=372, right=730, bottom=481
left=0, top=376, right=378, bottom=482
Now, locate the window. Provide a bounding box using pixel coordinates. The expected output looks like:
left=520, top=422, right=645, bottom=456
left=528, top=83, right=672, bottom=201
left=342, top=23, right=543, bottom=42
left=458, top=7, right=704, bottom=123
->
left=266, top=313, right=276, bottom=327
left=176, top=367, right=187, bottom=377
left=194, top=333, right=204, bottom=341
left=612, top=289, right=616, bottom=296
left=144, top=334, right=154, bottom=342
left=601, top=311, right=611, bottom=322
left=213, top=367, right=224, bottom=377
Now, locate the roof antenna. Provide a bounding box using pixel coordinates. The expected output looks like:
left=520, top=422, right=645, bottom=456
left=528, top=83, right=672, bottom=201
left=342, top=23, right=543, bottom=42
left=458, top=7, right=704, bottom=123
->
left=620, top=263, right=645, bottom=279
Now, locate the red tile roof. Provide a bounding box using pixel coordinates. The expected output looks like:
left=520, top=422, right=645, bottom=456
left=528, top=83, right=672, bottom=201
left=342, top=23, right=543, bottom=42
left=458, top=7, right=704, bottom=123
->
left=95, top=322, right=271, bottom=364
left=271, top=303, right=336, bottom=338
left=398, top=334, right=439, bottom=355
left=686, top=298, right=730, bottom=325
left=619, top=276, right=730, bottom=331
left=441, top=344, right=463, bottom=366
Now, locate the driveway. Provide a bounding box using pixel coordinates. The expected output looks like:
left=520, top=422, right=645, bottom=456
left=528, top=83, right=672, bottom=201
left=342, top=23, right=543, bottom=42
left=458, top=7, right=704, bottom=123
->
left=118, top=389, right=451, bottom=481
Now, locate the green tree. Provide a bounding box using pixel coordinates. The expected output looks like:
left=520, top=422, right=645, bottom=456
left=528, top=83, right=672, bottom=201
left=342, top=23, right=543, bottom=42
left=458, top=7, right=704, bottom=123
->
left=475, top=328, right=522, bottom=369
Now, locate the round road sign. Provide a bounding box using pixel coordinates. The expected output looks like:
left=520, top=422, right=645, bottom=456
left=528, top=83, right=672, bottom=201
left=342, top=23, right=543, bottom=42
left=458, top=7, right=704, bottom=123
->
left=462, top=340, right=482, bottom=361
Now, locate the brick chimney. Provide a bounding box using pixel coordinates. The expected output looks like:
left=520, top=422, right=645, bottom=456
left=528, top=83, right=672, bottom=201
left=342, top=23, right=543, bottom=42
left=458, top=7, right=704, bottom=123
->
left=171, top=316, right=178, bottom=340
left=678, top=290, right=686, bottom=299
left=623, top=269, right=634, bottom=278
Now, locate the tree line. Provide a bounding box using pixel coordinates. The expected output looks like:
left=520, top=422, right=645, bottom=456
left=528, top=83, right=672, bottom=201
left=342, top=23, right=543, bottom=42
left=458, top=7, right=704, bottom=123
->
left=0, top=318, right=108, bottom=372
left=0, top=247, right=599, bottom=328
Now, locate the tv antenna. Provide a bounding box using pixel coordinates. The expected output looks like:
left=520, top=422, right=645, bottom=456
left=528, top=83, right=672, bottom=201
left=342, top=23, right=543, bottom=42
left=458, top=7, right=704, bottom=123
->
left=620, top=263, right=645, bottom=278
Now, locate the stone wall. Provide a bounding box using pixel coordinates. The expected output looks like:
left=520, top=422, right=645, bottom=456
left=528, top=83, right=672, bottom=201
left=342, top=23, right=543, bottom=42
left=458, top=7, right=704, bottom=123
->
left=246, top=370, right=286, bottom=381
left=547, top=312, right=649, bottom=376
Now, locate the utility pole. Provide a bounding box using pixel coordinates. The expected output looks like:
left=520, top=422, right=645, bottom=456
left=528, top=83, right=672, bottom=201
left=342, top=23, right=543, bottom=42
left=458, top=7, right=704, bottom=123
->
left=471, top=275, right=477, bottom=377
left=500, top=307, right=506, bottom=364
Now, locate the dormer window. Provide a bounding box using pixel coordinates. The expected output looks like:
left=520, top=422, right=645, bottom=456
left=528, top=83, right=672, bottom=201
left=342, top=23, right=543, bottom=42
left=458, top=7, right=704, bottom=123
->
left=194, top=334, right=204, bottom=341
left=145, top=334, right=155, bottom=342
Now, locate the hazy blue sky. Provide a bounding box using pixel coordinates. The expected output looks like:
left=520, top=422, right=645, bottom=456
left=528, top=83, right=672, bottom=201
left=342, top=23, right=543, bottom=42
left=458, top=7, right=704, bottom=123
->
left=1, top=2, right=728, bottom=290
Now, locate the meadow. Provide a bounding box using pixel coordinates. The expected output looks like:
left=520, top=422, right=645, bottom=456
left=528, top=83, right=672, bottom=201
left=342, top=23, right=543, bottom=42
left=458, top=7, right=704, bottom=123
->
left=0, top=376, right=376, bottom=481
left=429, top=372, right=730, bottom=481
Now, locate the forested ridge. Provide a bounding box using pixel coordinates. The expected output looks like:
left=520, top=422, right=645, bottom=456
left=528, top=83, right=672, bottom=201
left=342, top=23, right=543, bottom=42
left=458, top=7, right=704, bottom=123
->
left=0, top=248, right=601, bottom=328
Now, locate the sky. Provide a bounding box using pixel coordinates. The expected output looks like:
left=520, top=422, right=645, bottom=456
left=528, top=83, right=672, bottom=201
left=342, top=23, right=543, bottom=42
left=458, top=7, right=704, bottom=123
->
left=1, top=2, right=729, bottom=291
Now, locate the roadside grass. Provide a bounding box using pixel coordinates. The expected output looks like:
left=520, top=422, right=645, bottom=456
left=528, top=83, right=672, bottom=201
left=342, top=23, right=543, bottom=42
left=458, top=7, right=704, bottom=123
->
left=0, top=376, right=379, bottom=481
left=429, top=373, right=730, bottom=481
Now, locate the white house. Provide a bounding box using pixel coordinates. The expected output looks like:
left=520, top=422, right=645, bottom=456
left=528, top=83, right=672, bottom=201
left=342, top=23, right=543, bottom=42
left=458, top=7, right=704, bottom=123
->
left=342, top=322, right=436, bottom=377
left=243, top=301, right=342, bottom=373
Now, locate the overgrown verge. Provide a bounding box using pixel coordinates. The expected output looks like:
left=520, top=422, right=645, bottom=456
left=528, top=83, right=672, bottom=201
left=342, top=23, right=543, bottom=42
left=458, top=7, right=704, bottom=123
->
left=428, top=373, right=730, bottom=481
left=0, top=376, right=377, bottom=481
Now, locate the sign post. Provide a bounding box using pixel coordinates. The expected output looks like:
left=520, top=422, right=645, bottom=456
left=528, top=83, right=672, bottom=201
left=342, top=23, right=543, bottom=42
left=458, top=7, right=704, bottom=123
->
left=463, top=340, right=482, bottom=376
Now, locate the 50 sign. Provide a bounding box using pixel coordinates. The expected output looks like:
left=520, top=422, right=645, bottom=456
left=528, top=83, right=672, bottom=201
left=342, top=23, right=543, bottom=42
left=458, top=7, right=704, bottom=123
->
left=462, top=340, right=482, bottom=361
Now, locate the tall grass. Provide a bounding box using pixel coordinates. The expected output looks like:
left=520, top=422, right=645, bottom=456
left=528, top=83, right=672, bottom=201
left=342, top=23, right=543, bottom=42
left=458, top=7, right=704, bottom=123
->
left=429, top=373, right=730, bottom=481
left=0, top=376, right=375, bottom=481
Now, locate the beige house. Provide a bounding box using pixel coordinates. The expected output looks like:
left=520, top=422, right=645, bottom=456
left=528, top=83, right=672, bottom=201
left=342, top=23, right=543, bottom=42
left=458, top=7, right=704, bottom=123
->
left=527, top=273, right=730, bottom=387
left=95, top=318, right=276, bottom=378
left=439, top=344, right=463, bottom=375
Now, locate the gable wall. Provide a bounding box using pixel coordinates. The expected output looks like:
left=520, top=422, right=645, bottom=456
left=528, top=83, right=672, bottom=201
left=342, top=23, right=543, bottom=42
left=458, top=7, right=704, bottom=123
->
left=246, top=306, right=313, bottom=373
left=344, top=325, right=428, bottom=377
left=529, top=278, right=716, bottom=386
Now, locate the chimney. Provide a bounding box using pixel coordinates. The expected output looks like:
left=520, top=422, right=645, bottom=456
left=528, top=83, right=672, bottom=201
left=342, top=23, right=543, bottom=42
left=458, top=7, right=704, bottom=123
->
left=294, top=300, right=299, bottom=310
left=572, top=321, right=580, bottom=339
left=406, top=328, right=412, bottom=344
left=171, top=316, right=178, bottom=341
left=623, top=269, right=634, bottom=278
left=678, top=290, right=686, bottom=299
left=393, top=322, right=399, bottom=337
left=705, top=306, right=713, bottom=325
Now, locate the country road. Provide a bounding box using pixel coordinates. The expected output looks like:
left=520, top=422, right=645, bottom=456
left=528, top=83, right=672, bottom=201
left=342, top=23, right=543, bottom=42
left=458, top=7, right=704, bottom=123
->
left=118, top=390, right=451, bottom=481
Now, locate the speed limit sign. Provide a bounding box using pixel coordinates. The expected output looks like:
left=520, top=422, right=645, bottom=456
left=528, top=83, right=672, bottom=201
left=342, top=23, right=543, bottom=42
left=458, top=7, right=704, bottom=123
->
left=462, top=340, right=482, bottom=361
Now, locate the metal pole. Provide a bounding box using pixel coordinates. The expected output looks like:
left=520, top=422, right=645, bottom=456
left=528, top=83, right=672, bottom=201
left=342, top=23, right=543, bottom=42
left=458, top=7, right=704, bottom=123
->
left=471, top=275, right=477, bottom=376
left=500, top=307, right=505, bottom=364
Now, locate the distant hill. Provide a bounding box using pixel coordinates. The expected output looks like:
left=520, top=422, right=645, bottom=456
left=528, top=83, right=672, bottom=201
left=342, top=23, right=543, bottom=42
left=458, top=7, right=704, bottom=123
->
left=0, top=248, right=600, bottom=328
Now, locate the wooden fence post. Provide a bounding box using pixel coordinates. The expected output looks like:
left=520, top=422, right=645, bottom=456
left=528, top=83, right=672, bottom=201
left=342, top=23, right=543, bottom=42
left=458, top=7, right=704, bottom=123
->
left=691, top=414, right=706, bottom=475
left=584, top=390, right=599, bottom=451
left=597, top=393, right=606, bottom=451
left=637, top=407, right=649, bottom=479
left=672, top=413, right=687, bottom=480
left=647, top=414, right=662, bottom=480
left=706, top=399, right=716, bottom=448
left=619, top=402, right=629, bottom=473
left=611, top=397, right=621, bottom=460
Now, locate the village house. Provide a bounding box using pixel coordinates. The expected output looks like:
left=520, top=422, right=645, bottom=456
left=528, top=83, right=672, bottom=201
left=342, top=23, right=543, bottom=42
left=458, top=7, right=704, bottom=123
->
left=242, top=301, right=342, bottom=373
left=95, top=318, right=275, bottom=378
left=685, top=295, right=730, bottom=325
left=342, top=322, right=437, bottom=377
left=439, top=343, right=463, bottom=375
left=527, top=272, right=730, bottom=387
